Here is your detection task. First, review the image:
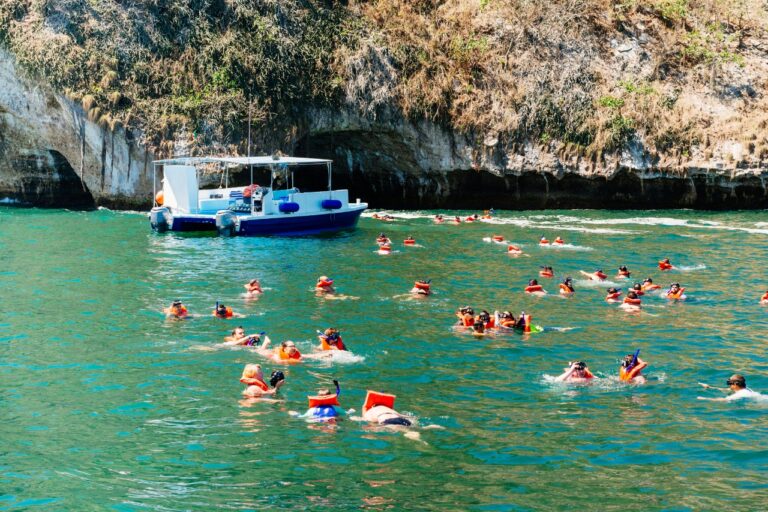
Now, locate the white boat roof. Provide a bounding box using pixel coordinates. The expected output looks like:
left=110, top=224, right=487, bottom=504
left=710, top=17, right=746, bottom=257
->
left=153, top=156, right=332, bottom=166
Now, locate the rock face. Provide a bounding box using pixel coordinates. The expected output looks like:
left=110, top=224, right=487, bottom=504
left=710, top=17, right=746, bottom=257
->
left=0, top=49, right=153, bottom=208
left=2, top=48, right=768, bottom=210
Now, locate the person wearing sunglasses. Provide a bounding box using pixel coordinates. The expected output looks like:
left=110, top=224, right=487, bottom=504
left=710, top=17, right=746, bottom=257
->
left=698, top=374, right=762, bottom=401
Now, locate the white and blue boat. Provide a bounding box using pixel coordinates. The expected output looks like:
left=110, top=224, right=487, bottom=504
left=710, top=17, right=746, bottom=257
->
left=149, top=156, right=367, bottom=236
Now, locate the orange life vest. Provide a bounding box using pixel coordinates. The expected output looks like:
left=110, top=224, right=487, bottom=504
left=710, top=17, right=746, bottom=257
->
left=363, top=390, right=396, bottom=413
left=308, top=395, right=340, bottom=408
left=623, top=297, right=642, bottom=305
left=492, top=235, right=504, bottom=242
left=559, top=283, right=573, bottom=294
left=414, top=281, right=430, bottom=291
left=525, top=285, right=543, bottom=293
left=553, top=238, right=564, bottom=244
left=404, top=239, right=416, bottom=245
left=316, top=279, right=334, bottom=289
left=642, top=283, right=661, bottom=291
left=659, top=261, right=673, bottom=270
left=606, top=291, right=621, bottom=301
left=213, top=307, right=233, bottom=318
left=540, top=270, right=554, bottom=278
left=171, top=305, right=188, bottom=317
left=462, top=314, right=475, bottom=327
left=594, top=271, right=607, bottom=280
left=320, top=335, right=346, bottom=351
left=277, top=347, right=302, bottom=360
left=761, top=293, right=768, bottom=302
left=619, top=363, right=645, bottom=382
left=508, top=245, right=522, bottom=253
left=540, top=238, right=549, bottom=244
left=242, top=378, right=268, bottom=391
left=666, top=287, right=685, bottom=299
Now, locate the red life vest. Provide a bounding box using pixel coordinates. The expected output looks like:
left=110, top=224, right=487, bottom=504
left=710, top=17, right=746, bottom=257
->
left=308, top=395, right=340, bottom=408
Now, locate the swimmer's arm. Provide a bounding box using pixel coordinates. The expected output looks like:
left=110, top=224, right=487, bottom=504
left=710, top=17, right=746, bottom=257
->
left=698, top=382, right=728, bottom=393
left=554, top=367, right=575, bottom=382
left=697, top=396, right=728, bottom=401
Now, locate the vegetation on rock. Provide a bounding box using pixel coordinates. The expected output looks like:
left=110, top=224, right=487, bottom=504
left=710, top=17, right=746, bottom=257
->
left=1, top=0, right=765, bottom=166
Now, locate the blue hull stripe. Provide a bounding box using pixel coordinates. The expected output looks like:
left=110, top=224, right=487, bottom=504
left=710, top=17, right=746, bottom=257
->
left=238, top=209, right=364, bottom=236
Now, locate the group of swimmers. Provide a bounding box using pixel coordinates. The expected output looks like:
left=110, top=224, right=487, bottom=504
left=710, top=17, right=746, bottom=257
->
left=456, top=307, right=533, bottom=335
left=239, top=365, right=414, bottom=425
left=552, top=351, right=648, bottom=384
left=517, top=259, right=689, bottom=310
left=164, top=278, right=421, bottom=426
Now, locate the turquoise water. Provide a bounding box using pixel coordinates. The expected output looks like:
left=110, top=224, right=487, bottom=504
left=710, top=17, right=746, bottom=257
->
left=1, top=207, right=767, bottom=511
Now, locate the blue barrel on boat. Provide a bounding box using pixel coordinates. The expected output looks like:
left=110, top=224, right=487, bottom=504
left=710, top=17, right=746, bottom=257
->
left=321, top=199, right=342, bottom=210
left=279, top=201, right=300, bottom=213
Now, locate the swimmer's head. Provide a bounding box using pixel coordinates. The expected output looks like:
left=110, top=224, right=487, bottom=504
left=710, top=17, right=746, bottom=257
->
left=621, top=354, right=634, bottom=367
left=172, top=300, right=182, bottom=307
left=233, top=326, right=245, bottom=337
left=633, top=283, right=642, bottom=290
left=317, top=388, right=331, bottom=396
left=644, top=277, right=653, bottom=283
left=241, top=363, right=262, bottom=379
left=529, top=279, right=538, bottom=286
left=727, top=374, right=746, bottom=388
left=627, top=291, right=638, bottom=298
left=270, top=370, right=285, bottom=387
left=572, top=361, right=586, bottom=370
left=607, top=287, right=619, bottom=294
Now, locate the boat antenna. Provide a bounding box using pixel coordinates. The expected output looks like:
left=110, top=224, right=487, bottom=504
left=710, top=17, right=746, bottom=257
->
left=247, top=96, right=254, bottom=214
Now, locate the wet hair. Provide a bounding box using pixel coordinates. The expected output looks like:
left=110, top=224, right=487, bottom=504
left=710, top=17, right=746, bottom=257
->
left=727, top=374, right=746, bottom=387
left=473, top=322, right=485, bottom=333
left=573, top=361, right=586, bottom=370
left=529, top=279, right=538, bottom=286
left=621, top=355, right=634, bottom=368
left=172, top=300, right=182, bottom=306
left=627, top=291, right=638, bottom=299
left=633, top=283, right=642, bottom=290
left=241, top=363, right=262, bottom=380
left=607, top=287, right=619, bottom=293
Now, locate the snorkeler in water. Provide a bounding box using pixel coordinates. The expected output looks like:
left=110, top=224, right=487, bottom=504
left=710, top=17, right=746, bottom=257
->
left=619, top=351, right=648, bottom=384
left=164, top=300, right=188, bottom=319
left=555, top=361, right=596, bottom=383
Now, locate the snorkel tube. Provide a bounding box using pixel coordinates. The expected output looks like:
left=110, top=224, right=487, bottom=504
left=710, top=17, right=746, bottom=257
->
left=626, top=349, right=640, bottom=372
left=333, top=379, right=340, bottom=397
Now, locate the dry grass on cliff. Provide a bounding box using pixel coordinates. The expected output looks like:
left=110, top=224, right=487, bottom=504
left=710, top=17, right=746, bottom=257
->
left=358, top=0, right=768, bottom=164
left=1, top=0, right=767, bottom=165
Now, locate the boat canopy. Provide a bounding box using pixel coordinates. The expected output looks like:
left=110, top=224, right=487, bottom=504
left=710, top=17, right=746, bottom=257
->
left=153, top=156, right=332, bottom=167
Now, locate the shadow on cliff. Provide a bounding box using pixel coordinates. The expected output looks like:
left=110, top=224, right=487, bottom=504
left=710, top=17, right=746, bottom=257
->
left=297, top=131, right=768, bottom=210
left=0, top=148, right=95, bottom=209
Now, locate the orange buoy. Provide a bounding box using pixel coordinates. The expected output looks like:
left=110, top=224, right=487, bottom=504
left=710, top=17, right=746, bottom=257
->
left=155, top=190, right=164, bottom=206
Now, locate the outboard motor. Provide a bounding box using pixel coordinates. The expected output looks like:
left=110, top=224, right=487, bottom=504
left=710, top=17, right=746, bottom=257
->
left=149, top=206, right=170, bottom=232
left=215, top=210, right=237, bottom=236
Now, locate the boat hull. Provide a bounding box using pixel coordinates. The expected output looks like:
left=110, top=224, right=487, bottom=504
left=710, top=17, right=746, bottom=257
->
left=170, top=215, right=218, bottom=232
left=237, top=206, right=366, bottom=236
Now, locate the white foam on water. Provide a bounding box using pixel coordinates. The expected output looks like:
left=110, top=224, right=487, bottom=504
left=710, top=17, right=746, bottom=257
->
left=676, top=264, right=706, bottom=272
left=316, top=351, right=366, bottom=364
left=578, top=216, right=691, bottom=227
left=574, top=278, right=620, bottom=288
left=539, top=243, right=594, bottom=251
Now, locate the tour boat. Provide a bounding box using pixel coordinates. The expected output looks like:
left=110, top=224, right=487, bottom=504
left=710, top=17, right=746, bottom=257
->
left=149, top=156, right=367, bottom=236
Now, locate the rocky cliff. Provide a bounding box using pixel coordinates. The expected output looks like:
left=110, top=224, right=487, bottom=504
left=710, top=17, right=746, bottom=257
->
left=1, top=0, right=767, bottom=209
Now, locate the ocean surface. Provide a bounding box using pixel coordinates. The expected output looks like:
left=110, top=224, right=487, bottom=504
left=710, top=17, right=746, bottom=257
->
left=1, top=207, right=767, bottom=511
